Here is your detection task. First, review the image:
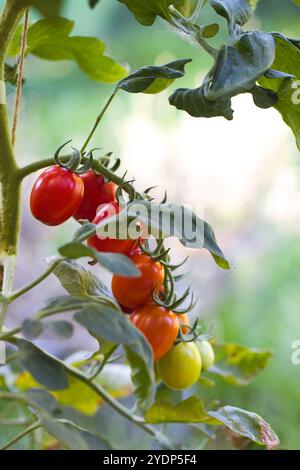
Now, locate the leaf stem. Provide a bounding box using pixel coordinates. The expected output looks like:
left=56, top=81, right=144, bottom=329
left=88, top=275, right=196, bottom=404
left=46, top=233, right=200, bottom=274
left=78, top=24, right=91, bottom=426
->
left=7, top=259, right=61, bottom=304
left=81, top=88, right=119, bottom=154
left=0, top=419, right=41, bottom=450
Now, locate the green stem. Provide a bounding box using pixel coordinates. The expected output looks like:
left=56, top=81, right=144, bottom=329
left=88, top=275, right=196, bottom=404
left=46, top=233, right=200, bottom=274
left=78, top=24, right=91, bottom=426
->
left=8, top=259, right=61, bottom=303
left=0, top=419, right=41, bottom=450
left=81, top=88, right=118, bottom=154
left=0, top=0, right=25, bottom=331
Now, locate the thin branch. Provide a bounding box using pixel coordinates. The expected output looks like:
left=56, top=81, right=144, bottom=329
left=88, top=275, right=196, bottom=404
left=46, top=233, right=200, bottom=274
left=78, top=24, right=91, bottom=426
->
left=11, top=9, right=29, bottom=147
left=1, top=419, right=41, bottom=450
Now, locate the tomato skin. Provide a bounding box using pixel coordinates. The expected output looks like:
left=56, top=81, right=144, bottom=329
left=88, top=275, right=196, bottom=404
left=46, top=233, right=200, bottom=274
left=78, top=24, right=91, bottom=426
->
left=112, top=250, right=165, bottom=309
left=197, top=341, right=215, bottom=371
left=74, top=170, right=117, bottom=222
left=30, top=166, right=84, bottom=226
left=130, top=305, right=179, bottom=360
left=157, top=342, right=202, bottom=390
left=87, top=201, right=137, bottom=255
left=178, top=313, right=190, bottom=334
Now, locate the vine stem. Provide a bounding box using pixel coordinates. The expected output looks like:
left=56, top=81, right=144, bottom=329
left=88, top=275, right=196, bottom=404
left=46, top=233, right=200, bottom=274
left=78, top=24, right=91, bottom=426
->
left=7, top=259, right=61, bottom=303
left=11, top=8, right=29, bottom=147
left=80, top=88, right=118, bottom=154
left=1, top=419, right=41, bottom=450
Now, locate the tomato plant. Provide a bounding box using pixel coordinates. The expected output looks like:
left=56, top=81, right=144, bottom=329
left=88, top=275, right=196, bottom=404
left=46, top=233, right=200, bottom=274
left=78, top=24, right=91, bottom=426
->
left=1, top=0, right=297, bottom=453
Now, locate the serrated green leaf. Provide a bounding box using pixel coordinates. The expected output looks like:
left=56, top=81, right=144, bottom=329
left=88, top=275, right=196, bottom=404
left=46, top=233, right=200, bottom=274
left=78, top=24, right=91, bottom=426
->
left=8, top=18, right=126, bottom=83
left=74, top=303, right=155, bottom=411
left=259, top=34, right=300, bottom=150
left=209, top=343, right=272, bottom=385
left=52, top=260, right=115, bottom=302
left=17, top=339, right=69, bottom=391
left=118, top=59, right=191, bottom=94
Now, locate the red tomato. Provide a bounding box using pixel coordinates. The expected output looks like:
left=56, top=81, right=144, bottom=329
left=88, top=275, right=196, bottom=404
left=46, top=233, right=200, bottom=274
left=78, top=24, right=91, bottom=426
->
left=130, top=305, right=179, bottom=360
left=87, top=201, right=137, bottom=255
left=74, top=170, right=117, bottom=221
left=112, top=250, right=165, bottom=309
left=30, top=166, right=84, bottom=226
left=178, top=314, right=190, bottom=334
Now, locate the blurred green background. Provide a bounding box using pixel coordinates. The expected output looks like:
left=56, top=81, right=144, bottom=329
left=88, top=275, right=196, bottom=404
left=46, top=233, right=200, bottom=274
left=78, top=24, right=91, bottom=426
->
left=1, top=0, right=300, bottom=449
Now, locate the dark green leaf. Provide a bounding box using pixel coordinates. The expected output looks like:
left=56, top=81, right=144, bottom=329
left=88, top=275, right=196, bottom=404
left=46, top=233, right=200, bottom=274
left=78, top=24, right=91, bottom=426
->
left=22, top=319, right=44, bottom=339
left=117, top=0, right=173, bottom=26
left=118, top=59, right=192, bottom=94
left=47, top=320, right=74, bottom=339
left=59, top=242, right=140, bottom=277
left=202, top=23, right=220, bottom=39
left=250, top=85, right=278, bottom=109
left=209, top=343, right=272, bottom=385
left=89, top=0, right=101, bottom=8
left=74, top=303, right=155, bottom=411
left=210, top=0, right=253, bottom=28
left=17, top=339, right=69, bottom=391
left=169, top=86, right=234, bottom=119
left=20, top=0, right=62, bottom=17
left=259, top=34, right=300, bottom=150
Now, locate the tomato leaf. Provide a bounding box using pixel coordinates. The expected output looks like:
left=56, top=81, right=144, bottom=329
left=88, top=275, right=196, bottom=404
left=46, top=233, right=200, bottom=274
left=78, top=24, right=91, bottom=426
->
left=16, top=339, right=69, bottom=391
left=209, top=343, right=272, bottom=385
left=259, top=34, right=300, bottom=150
left=145, top=396, right=280, bottom=449
left=210, top=0, right=254, bottom=29
left=52, top=259, right=115, bottom=301
left=47, top=320, right=74, bottom=339
left=22, top=318, right=44, bottom=339
left=74, top=303, right=155, bottom=411
left=59, top=242, right=141, bottom=277
left=118, top=59, right=192, bottom=94
left=117, top=0, right=174, bottom=26
left=20, top=0, right=62, bottom=17
left=7, top=18, right=127, bottom=83
left=95, top=201, right=229, bottom=269
left=170, top=31, right=275, bottom=120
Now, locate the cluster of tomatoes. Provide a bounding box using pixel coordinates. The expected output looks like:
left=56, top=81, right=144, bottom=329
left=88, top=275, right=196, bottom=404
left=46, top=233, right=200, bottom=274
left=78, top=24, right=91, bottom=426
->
left=30, top=163, right=215, bottom=390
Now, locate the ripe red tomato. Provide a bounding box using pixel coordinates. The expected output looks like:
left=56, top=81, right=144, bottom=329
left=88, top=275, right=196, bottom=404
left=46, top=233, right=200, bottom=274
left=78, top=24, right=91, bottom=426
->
left=87, top=201, right=137, bottom=255
left=178, top=313, right=190, bottom=334
left=74, top=170, right=117, bottom=222
left=30, top=166, right=84, bottom=226
left=130, top=305, right=179, bottom=360
left=112, top=250, right=165, bottom=309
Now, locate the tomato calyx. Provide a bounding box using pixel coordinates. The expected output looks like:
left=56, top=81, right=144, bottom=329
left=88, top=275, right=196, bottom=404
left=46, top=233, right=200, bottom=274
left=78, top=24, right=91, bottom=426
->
left=54, top=140, right=94, bottom=174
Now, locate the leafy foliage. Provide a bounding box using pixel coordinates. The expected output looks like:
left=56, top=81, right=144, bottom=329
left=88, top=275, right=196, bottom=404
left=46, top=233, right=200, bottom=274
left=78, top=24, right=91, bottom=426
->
left=20, top=0, right=62, bottom=17
left=209, top=343, right=272, bottom=385
left=7, top=17, right=127, bottom=83
left=118, top=59, right=192, bottom=94
left=145, top=396, right=280, bottom=449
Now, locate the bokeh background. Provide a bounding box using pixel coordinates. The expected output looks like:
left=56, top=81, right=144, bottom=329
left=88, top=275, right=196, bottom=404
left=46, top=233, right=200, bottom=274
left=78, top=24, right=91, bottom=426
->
left=1, top=0, right=300, bottom=449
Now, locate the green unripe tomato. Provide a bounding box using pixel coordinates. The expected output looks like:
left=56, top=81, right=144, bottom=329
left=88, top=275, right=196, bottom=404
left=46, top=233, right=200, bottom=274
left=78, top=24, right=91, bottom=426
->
left=197, top=341, right=215, bottom=371
left=157, top=342, right=202, bottom=390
